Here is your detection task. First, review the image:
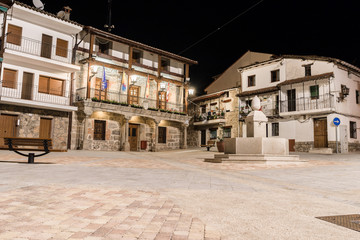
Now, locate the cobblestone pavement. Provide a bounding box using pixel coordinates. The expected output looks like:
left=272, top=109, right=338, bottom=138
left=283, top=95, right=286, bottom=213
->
left=0, top=149, right=360, bottom=240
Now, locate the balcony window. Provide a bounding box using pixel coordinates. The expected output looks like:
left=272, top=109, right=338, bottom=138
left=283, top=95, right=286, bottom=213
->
left=95, top=78, right=108, bottom=100
left=129, top=86, right=140, bottom=105
left=272, top=123, right=279, bottom=136
left=248, top=75, right=256, bottom=87
left=271, top=70, right=280, bottom=82
left=96, top=38, right=112, bottom=54
left=132, top=49, right=143, bottom=64
left=356, top=90, right=359, bottom=104
left=38, top=75, right=64, bottom=96
left=41, top=34, right=52, bottom=59
left=94, top=120, right=106, bottom=140
left=350, top=121, right=357, bottom=139
left=161, top=57, right=170, bottom=72
left=2, top=68, right=17, bottom=89
left=7, top=24, right=22, bottom=46
left=158, top=127, right=167, bottom=143
left=310, top=85, right=319, bottom=100
left=55, top=38, right=68, bottom=58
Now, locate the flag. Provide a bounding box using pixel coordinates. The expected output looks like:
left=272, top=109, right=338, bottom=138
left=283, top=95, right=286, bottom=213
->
left=145, top=75, right=150, bottom=98
left=101, top=66, right=107, bottom=90
left=121, top=71, right=127, bottom=92
left=166, top=82, right=170, bottom=102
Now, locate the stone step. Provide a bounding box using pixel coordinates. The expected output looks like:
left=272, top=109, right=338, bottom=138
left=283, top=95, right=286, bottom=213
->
left=206, top=154, right=304, bottom=163
left=309, top=148, right=333, bottom=155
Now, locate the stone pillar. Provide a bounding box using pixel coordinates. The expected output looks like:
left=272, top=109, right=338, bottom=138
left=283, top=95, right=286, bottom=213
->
left=181, top=123, right=188, bottom=149
left=122, top=117, right=130, bottom=151
left=245, top=95, right=268, bottom=138
left=153, top=120, right=160, bottom=152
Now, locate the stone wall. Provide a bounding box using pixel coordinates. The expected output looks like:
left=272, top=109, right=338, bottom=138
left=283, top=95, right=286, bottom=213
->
left=0, top=104, right=69, bottom=150
left=294, top=141, right=313, bottom=152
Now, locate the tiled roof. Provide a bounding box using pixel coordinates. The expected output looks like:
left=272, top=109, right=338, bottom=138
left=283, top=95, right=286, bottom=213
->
left=237, top=86, right=279, bottom=97
left=14, top=1, right=83, bottom=27
left=191, top=91, right=227, bottom=102
left=277, top=72, right=334, bottom=86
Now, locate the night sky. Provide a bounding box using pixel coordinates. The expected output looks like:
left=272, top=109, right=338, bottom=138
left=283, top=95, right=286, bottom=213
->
left=18, top=0, right=360, bottom=94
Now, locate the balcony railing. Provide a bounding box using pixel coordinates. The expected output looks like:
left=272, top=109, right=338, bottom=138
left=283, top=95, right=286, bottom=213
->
left=194, top=111, right=225, bottom=122
left=280, top=94, right=334, bottom=113
left=240, top=102, right=279, bottom=117
left=4, top=35, right=72, bottom=63
left=1, top=82, right=70, bottom=105
left=75, top=87, right=185, bottom=113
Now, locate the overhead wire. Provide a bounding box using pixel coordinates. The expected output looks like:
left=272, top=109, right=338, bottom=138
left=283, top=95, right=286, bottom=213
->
left=178, top=0, right=265, bottom=55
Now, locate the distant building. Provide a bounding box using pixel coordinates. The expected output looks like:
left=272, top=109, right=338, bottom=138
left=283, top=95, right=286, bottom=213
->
left=0, top=2, right=82, bottom=149
left=238, top=55, right=360, bottom=152
left=71, top=26, right=197, bottom=151
left=187, top=51, right=273, bottom=147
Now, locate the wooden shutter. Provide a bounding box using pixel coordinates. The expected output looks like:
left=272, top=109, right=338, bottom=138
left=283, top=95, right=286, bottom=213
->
left=38, top=76, right=49, bottom=93
left=2, top=68, right=17, bottom=88
left=7, top=24, right=22, bottom=45
left=56, top=38, right=68, bottom=58
left=39, top=118, right=52, bottom=139
left=49, top=78, right=64, bottom=96
left=94, top=120, right=106, bottom=140
left=41, top=34, right=52, bottom=59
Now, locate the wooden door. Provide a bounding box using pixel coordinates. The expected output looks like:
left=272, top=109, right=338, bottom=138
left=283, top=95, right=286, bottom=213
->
left=95, top=78, right=107, bottom=100
left=40, top=118, right=52, bottom=139
left=287, top=89, right=296, bottom=112
left=129, top=86, right=139, bottom=105
left=21, top=72, right=33, bottom=100
left=314, top=118, right=328, bottom=148
left=0, top=115, right=17, bottom=147
left=158, top=91, right=166, bottom=110
left=41, top=34, right=52, bottom=59
left=201, top=129, right=206, bottom=145
left=128, top=124, right=138, bottom=151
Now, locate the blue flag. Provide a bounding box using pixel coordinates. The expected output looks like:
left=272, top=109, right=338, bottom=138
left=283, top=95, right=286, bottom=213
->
left=101, top=66, right=107, bottom=90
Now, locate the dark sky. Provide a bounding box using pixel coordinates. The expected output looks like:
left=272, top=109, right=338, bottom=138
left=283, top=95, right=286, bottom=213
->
left=19, top=0, right=360, bottom=94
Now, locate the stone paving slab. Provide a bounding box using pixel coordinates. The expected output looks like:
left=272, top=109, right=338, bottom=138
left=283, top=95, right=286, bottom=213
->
left=0, top=185, right=220, bottom=240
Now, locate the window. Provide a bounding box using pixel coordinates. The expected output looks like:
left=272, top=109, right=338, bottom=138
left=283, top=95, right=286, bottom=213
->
left=271, top=70, right=280, bottom=82
left=94, top=120, right=106, bottom=140
left=356, top=90, right=359, bottom=104
left=248, top=75, right=255, bottom=87
left=223, top=127, right=231, bottom=138
left=96, top=38, right=112, bottom=54
left=350, top=121, right=357, bottom=139
left=129, top=86, right=140, bottom=105
left=304, top=64, right=312, bottom=76
left=38, top=76, right=64, bottom=96
left=56, top=38, right=68, bottom=58
left=158, top=127, right=166, bottom=143
left=245, top=99, right=252, bottom=108
left=272, top=123, right=279, bottom=136
left=132, top=49, right=143, bottom=64
left=7, top=24, right=22, bottom=46
left=210, top=128, right=217, bottom=139
left=2, top=68, right=17, bottom=88
left=310, top=85, right=319, bottom=100
left=158, top=91, right=166, bottom=110
left=161, top=57, right=170, bottom=72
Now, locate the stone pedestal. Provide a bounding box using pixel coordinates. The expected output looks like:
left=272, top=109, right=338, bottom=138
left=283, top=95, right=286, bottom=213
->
left=245, top=110, right=268, bottom=138
left=224, top=137, right=289, bottom=155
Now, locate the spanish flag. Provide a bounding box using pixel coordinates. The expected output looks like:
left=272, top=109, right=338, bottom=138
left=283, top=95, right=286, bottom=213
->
left=145, top=75, right=150, bottom=98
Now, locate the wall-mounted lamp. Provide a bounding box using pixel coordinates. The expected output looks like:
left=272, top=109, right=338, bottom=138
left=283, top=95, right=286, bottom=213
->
left=130, top=75, right=138, bottom=85
left=188, top=88, right=195, bottom=96
left=91, top=66, right=99, bottom=75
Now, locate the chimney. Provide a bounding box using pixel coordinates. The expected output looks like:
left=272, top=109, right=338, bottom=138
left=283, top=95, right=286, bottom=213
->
left=63, top=6, right=72, bottom=20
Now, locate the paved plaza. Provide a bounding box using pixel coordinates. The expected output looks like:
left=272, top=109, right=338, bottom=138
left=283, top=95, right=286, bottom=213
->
left=0, top=149, right=360, bottom=240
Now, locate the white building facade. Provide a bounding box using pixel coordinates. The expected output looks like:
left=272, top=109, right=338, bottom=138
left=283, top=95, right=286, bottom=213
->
left=0, top=2, right=82, bottom=149
left=238, top=55, right=360, bottom=152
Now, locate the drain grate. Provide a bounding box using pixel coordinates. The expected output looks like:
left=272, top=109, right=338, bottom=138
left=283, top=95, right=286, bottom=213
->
left=316, top=214, right=360, bottom=232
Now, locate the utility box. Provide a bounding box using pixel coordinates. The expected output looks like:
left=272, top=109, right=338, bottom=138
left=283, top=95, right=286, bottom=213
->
left=140, top=141, right=147, bottom=150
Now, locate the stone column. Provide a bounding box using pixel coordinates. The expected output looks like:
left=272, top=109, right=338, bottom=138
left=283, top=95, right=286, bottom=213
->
left=153, top=120, right=160, bottom=152
left=122, top=117, right=130, bottom=151
left=181, top=123, right=188, bottom=149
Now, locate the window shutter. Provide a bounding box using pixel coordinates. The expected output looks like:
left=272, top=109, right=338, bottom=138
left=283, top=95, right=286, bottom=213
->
left=38, top=76, right=49, bottom=93
left=7, top=24, right=22, bottom=46
left=56, top=38, right=68, bottom=58
left=49, top=78, right=64, bottom=96
left=2, top=69, right=17, bottom=88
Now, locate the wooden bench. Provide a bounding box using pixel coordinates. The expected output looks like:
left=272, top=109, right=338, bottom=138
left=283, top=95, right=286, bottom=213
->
left=1, top=137, right=64, bottom=163
left=201, top=140, right=216, bottom=151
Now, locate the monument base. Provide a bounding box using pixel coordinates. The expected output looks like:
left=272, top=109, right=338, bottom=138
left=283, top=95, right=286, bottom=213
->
left=204, top=137, right=303, bottom=163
